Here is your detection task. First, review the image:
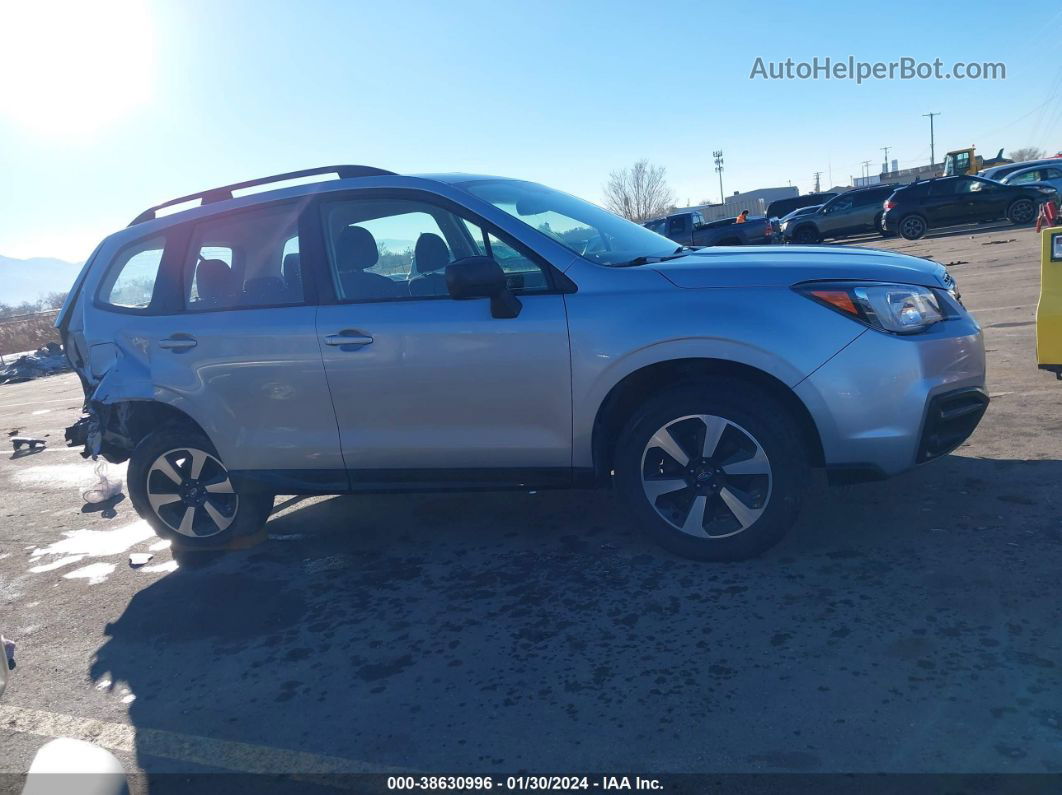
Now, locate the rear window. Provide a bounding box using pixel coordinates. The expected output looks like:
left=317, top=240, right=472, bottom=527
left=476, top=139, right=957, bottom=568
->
left=97, top=237, right=165, bottom=310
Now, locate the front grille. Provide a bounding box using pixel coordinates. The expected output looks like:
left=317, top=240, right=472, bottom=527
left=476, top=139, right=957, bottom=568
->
left=917, top=388, right=989, bottom=462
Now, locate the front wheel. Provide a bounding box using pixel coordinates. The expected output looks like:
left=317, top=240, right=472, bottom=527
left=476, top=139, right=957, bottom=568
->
left=791, top=225, right=820, bottom=244
left=1007, top=198, right=1036, bottom=226
left=614, top=380, right=808, bottom=561
left=128, top=426, right=273, bottom=550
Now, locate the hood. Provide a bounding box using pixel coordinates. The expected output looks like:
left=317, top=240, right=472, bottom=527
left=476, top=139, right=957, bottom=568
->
left=649, top=245, right=950, bottom=290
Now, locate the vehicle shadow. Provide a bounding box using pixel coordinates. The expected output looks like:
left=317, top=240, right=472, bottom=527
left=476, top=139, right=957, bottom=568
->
left=826, top=221, right=1022, bottom=249
left=90, top=453, right=1062, bottom=784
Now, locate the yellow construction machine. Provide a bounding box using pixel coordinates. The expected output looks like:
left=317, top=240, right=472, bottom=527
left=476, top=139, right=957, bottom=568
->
left=942, top=146, right=1012, bottom=176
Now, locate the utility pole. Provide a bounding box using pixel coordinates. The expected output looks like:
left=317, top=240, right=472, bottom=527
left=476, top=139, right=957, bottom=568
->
left=713, top=150, right=724, bottom=205
left=861, top=160, right=872, bottom=184
left=812, top=171, right=822, bottom=193
left=881, top=145, right=891, bottom=174
left=922, top=112, right=940, bottom=166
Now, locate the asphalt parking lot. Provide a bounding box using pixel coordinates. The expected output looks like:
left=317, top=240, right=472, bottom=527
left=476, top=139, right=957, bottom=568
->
left=2, top=222, right=1062, bottom=790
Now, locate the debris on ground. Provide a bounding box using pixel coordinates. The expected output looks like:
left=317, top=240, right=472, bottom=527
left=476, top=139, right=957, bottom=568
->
left=128, top=553, right=154, bottom=568
left=944, top=260, right=968, bottom=267
left=11, top=436, right=46, bottom=453
left=2, top=635, right=14, bottom=669
left=0, top=342, right=71, bottom=384
left=81, top=460, right=124, bottom=504
left=981, top=238, right=1016, bottom=245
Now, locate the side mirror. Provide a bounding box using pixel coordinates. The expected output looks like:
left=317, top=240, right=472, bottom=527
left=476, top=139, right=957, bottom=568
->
left=446, top=256, right=522, bottom=319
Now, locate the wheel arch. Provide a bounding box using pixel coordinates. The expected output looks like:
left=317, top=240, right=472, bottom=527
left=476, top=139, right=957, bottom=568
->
left=790, top=222, right=819, bottom=241
left=90, top=398, right=210, bottom=464
left=590, top=358, right=825, bottom=484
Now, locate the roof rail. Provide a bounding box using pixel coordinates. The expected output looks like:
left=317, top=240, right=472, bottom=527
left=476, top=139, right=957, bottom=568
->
left=128, top=164, right=395, bottom=226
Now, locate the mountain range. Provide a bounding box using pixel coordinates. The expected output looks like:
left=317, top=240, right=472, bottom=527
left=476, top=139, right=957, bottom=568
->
left=0, top=255, right=83, bottom=306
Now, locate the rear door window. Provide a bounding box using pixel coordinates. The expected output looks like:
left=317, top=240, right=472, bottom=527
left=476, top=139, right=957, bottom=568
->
left=98, top=237, right=166, bottom=310
left=183, top=203, right=305, bottom=311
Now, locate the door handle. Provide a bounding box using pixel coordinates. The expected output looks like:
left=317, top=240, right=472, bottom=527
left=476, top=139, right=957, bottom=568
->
left=159, top=335, right=197, bottom=351
left=324, top=331, right=374, bottom=347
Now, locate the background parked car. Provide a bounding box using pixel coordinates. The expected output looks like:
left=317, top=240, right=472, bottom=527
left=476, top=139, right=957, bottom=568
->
left=882, top=175, right=1058, bottom=240
left=979, top=156, right=1062, bottom=182
left=766, top=192, right=837, bottom=219
left=647, top=210, right=778, bottom=246
left=783, top=185, right=896, bottom=244
left=999, top=164, right=1062, bottom=194
left=777, top=204, right=823, bottom=237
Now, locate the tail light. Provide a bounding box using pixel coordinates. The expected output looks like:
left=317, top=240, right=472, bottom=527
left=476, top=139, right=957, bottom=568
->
left=884, top=199, right=896, bottom=210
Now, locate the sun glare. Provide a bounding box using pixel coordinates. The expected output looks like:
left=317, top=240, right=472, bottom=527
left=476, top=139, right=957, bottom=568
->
left=0, top=0, right=154, bottom=136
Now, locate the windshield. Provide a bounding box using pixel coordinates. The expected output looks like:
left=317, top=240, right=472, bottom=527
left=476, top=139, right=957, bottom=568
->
left=460, top=179, right=680, bottom=266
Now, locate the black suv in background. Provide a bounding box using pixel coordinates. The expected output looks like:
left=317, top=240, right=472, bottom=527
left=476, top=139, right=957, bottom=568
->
left=782, top=184, right=896, bottom=244
left=882, top=175, right=1058, bottom=240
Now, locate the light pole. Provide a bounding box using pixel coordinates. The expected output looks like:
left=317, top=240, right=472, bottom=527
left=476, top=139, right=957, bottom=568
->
left=713, top=150, right=724, bottom=205
left=923, top=112, right=940, bottom=166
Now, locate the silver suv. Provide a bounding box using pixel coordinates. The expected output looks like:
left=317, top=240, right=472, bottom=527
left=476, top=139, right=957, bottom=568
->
left=58, top=166, right=988, bottom=561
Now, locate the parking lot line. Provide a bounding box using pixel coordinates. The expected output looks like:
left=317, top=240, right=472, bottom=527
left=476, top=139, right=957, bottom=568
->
left=0, top=703, right=406, bottom=777
left=0, top=396, right=83, bottom=410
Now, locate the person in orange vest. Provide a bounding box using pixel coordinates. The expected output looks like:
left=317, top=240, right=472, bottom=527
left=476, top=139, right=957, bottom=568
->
left=735, top=209, right=749, bottom=224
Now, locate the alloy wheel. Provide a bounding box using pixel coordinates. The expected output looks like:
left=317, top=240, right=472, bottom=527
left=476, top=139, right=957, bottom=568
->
left=640, top=414, right=772, bottom=539
left=900, top=216, right=926, bottom=239
left=146, top=447, right=238, bottom=537
left=1010, top=199, right=1035, bottom=224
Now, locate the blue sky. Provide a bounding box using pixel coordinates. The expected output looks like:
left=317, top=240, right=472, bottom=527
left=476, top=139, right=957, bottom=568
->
left=0, top=0, right=1060, bottom=263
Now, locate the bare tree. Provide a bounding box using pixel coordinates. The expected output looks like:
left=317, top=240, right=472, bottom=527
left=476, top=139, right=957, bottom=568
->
left=1008, top=146, right=1046, bottom=163
left=603, top=160, right=675, bottom=223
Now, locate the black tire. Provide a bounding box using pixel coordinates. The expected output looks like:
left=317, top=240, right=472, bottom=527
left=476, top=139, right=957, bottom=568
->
left=791, top=225, right=820, bottom=244
left=614, top=379, right=809, bottom=561
left=898, top=214, right=927, bottom=240
left=128, top=424, right=273, bottom=550
left=1007, top=198, right=1037, bottom=226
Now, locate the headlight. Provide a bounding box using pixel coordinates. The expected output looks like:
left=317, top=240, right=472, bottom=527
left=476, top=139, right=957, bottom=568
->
left=796, top=282, right=946, bottom=334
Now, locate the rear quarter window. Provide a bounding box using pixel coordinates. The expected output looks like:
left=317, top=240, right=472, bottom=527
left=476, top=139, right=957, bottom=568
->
left=97, top=236, right=166, bottom=310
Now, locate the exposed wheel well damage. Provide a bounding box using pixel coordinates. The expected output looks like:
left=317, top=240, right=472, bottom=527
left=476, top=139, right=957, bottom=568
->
left=590, top=358, right=825, bottom=483
left=79, top=400, right=207, bottom=463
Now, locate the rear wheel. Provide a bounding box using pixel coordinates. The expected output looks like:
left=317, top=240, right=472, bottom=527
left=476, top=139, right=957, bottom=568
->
left=614, top=380, right=808, bottom=561
left=898, top=214, right=927, bottom=240
left=128, top=426, right=273, bottom=550
left=1007, top=198, right=1036, bottom=226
